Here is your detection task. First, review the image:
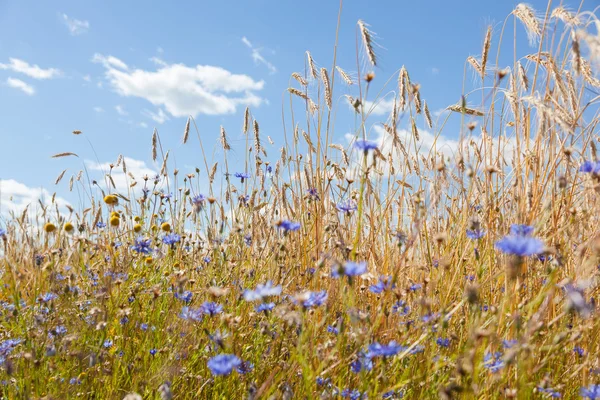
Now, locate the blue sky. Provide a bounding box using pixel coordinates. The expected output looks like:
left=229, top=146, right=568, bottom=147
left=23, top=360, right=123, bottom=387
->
left=0, top=0, right=591, bottom=217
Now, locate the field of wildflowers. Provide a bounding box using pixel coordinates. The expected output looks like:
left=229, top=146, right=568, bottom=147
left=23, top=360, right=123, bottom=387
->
left=1, top=2, right=600, bottom=399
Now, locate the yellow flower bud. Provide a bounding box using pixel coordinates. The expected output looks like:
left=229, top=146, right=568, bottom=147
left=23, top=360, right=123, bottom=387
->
left=161, top=222, right=171, bottom=232
left=44, top=223, right=56, bottom=233
left=103, top=194, right=119, bottom=205
left=133, top=223, right=142, bottom=233
left=109, top=216, right=120, bottom=227
left=63, top=222, right=74, bottom=233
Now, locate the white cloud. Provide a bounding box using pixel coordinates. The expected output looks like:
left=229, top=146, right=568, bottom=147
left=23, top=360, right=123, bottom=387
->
left=62, top=14, right=89, bottom=35
left=83, top=74, right=92, bottom=82
left=138, top=122, right=148, bottom=128
left=242, top=36, right=277, bottom=74
left=6, top=78, right=35, bottom=95
left=0, top=58, right=61, bottom=79
left=93, top=106, right=104, bottom=113
left=115, top=105, right=128, bottom=116
left=85, top=157, right=156, bottom=193
left=0, top=179, right=69, bottom=217
left=363, top=96, right=396, bottom=116
left=431, top=67, right=440, bottom=75
left=92, top=53, right=265, bottom=117
left=150, top=57, right=167, bottom=67
left=142, top=108, right=169, bottom=124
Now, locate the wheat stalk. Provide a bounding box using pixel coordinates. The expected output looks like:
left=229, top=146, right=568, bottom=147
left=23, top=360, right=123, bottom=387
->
left=358, top=20, right=377, bottom=66
left=321, top=67, right=332, bottom=110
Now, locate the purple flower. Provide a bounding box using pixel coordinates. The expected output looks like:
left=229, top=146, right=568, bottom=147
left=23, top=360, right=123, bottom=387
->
left=581, top=385, right=600, bottom=399
left=132, top=237, right=153, bottom=254
left=537, top=387, right=561, bottom=398
left=307, top=188, right=320, bottom=200
left=483, top=352, right=504, bottom=373
left=162, top=233, right=181, bottom=245
left=302, top=291, right=328, bottom=308
left=179, top=306, right=203, bottom=322
left=207, top=354, right=242, bottom=376
left=255, top=303, right=275, bottom=313
left=277, top=220, right=301, bottom=232
left=580, top=161, right=600, bottom=174
left=236, top=360, right=254, bottom=374
left=327, top=325, right=339, bottom=335
left=332, top=261, right=367, bottom=278
left=369, top=275, right=395, bottom=293
left=510, top=224, right=534, bottom=237
left=354, top=139, right=379, bottom=152
left=243, top=281, right=282, bottom=301
left=0, top=228, right=6, bottom=237
left=466, top=229, right=485, bottom=240
left=368, top=341, right=405, bottom=357
left=234, top=172, right=251, bottom=182
left=350, top=351, right=373, bottom=373
left=436, top=338, right=450, bottom=348
left=200, top=302, right=223, bottom=316
left=39, top=292, right=58, bottom=303
left=191, top=194, right=206, bottom=211
left=495, top=235, right=544, bottom=257
left=336, top=200, right=358, bottom=213
left=174, top=290, right=193, bottom=304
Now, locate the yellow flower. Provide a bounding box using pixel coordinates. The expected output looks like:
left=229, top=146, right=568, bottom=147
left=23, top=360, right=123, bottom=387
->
left=63, top=222, right=74, bottom=233
left=103, top=194, right=119, bottom=205
left=110, top=211, right=120, bottom=219
left=133, top=223, right=142, bottom=233
left=134, top=216, right=141, bottom=222
left=44, top=223, right=56, bottom=233
left=151, top=224, right=158, bottom=232
left=145, top=256, right=153, bottom=265
left=109, top=216, right=120, bottom=227
left=161, top=222, right=171, bottom=232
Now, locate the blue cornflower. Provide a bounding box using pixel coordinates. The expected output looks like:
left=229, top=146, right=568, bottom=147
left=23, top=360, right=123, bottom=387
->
left=579, top=161, right=600, bottom=174
left=162, top=233, right=181, bottom=245
left=574, top=346, right=585, bottom=357
left=392, top=300, right=410, bottom=316
left=50, top=326, right=67, bottom=337
left=336, top=200, right=358, bottom=213
left=537, top=387, right=562, bottom=398
left=96, top=222, right=106, bottom=229
left=207, top=354, right=242, bottom=376
left=332, top=261, right=367, bottom=278
left=200, top=302, right=223, bottom=316
left=174, top=290, right=193, bottom=304
left=236, top=360, right=254, bottom=374
left=368, top=341, right=405, bottom=357
left=243, top=281, right=282, bottom=301
left=244, top=234, right=252, bottom=246
left=327, top=325, right=339, bottom=335
left=510, top=224, right=535, bottom=236
left=369, top=275, right=395, bottom=293
left=354, top=139, right=379, bottom=152
left=103, top=339, right=113, bottom=348
left=466, top=229, right=485, bottom=240
left=581, top=385, right=600, bottom=399
left=234, top=172, right=251, bottom=182
left=132, top=237, right=153, bottom=254
left=277, top=220, right=301, bottom=232
left=0, top=228, right=6, bottom=237
left=383, top=389, right=405, bottom=399
left=408, top=283, right=422, bottom=291
left=495, top=235, right=544, bottom=257
left=0, top=338, right=21, bottom=365
left=150, top=349, right=158, bottom=356
left=69, top=378, right=82, bottom=385
left=255, top=303, right=275, bottom=313
left=39, top=292, right=58, bottom=303
left=341, top=389, right=366, bottom=399
left=302, top=291, right=328, bottom=308
left=483, top=352, right=505, bottom=373
left=436, top=338, right=450, bottom=348
left=179, top=306, right=203, bottom=322
left=502, top=339, right=518, bottom=349
left=316, top=376, right=331, bottom=386
left=203, top=256, right=211, bottom=263
left=350, top=351, right=373, bottom=373
left=120, top=316, right=129, bottom=325
left=307, top=188, right=320, bottom=200
left=140, top=323, right=149, bottom=331
left=191, top=194, right=206, bottom=211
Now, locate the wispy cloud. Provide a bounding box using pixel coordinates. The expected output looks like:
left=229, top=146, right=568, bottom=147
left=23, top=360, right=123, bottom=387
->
left=85, top=157, right=156, bottom=193
left=242, top=37, right=277, bottom=74
left=115, top=105, right=128, bottom=116
left=92, top=53, right=265, bottom=117
left=6, top=78, right=35, bottom=95
left=0, top=179, right=69, bottom=217
left=0, top=58, right=61, bottom=79
left=142, top=108, right=169, bottom=124
left=93, top=106, right=104, bottom=113
left=62, top=13, right=90, bottom=35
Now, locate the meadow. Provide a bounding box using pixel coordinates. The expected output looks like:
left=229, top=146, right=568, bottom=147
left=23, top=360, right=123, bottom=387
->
left=1, top=2, right=600, bottom=399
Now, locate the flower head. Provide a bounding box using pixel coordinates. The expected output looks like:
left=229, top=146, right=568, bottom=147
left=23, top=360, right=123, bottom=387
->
left=302, top=291, right=328, bottom=308
left=207, top=354, right=242, bottom=376
left=162, top=233, right=181, bottom=246
left=354, top=139, right=379, bottom=152
left=466, top=229, right=485, bottom=240
left=510, top=224, right=534, bottom=236
left=200, top=302, right=223, bottom=316
left=368, top=341, right=405, bottom=357
left=243, top=281, right=282, bottom=302
left=336, top=200, right=358, bottom=213
left=234, top=172, right=251, bottom=181
left=277, top=220, right=301, bottom=232
left=580, top=161, right=600, bottom=174
left=132, top=237, right=153, bottom=254
left=495, top=235, right=544, bottom=257
left=332, top=261, right=367, bottom=278
left=581, top=385, right=600, bottom=399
